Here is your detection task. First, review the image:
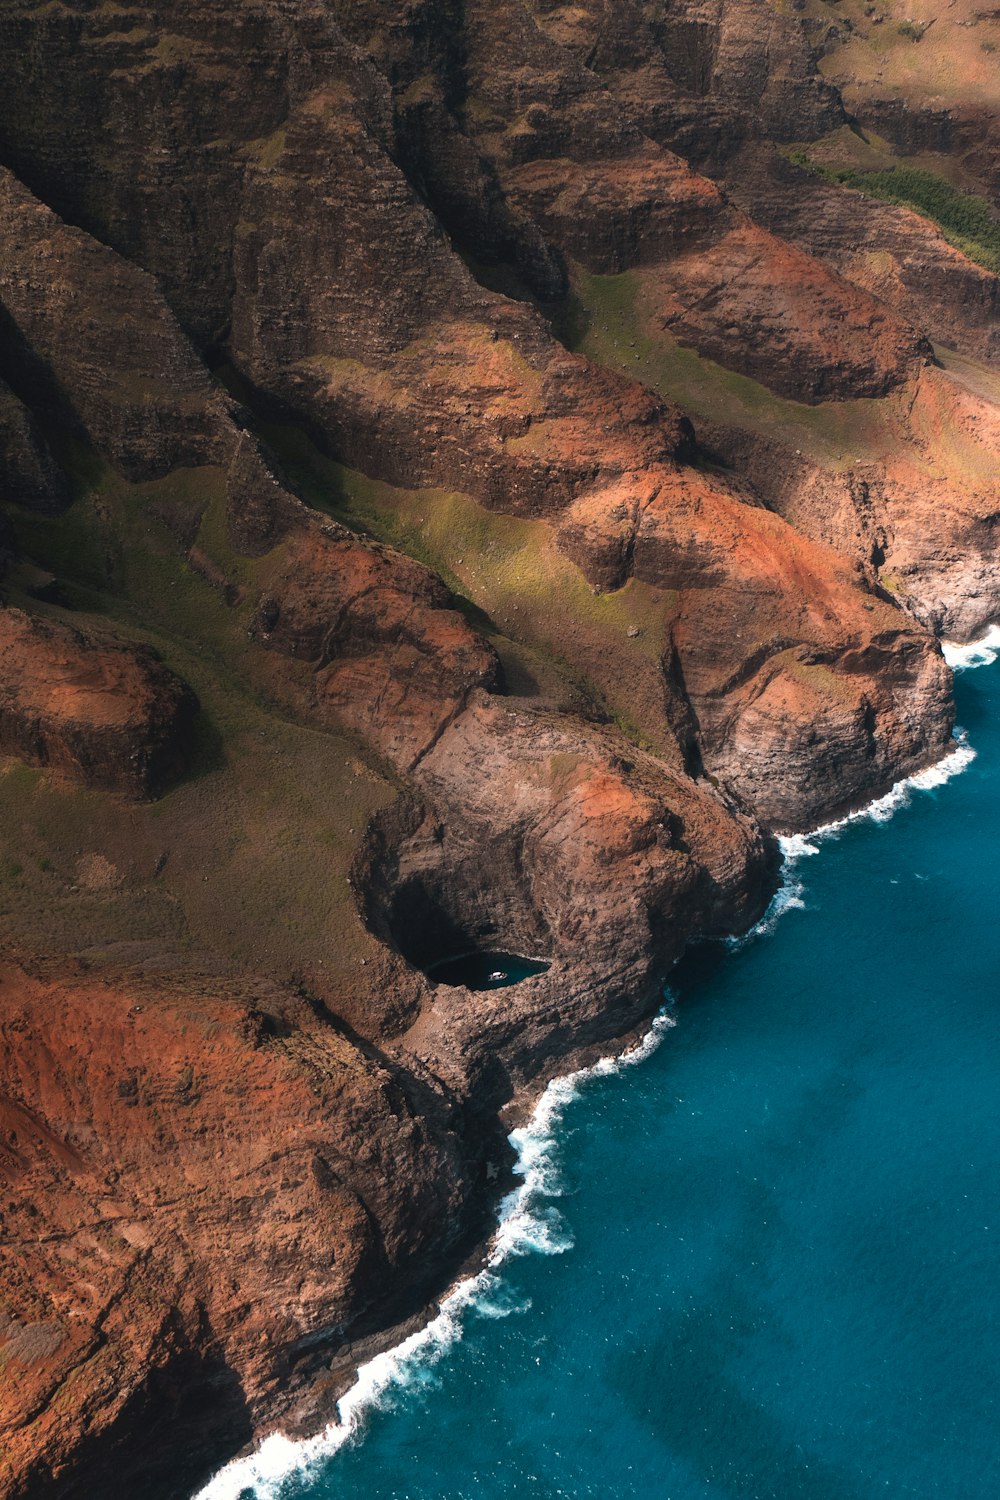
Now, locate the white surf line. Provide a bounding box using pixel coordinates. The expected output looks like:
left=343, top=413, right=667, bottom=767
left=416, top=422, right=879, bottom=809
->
left=734, top=611, right=1000, bottom=941
left=732, top=626, right=1000, bottom=947
left=197, top=630, right=998, bottom=1499
left=942, top=622, right=1000, bottom=672
left=737, top=716, right=984, bottom=948
left=193, top=1012, right=676, bottom=1500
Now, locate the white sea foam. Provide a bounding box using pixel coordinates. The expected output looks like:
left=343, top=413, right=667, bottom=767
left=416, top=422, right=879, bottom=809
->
left=790, top=730, right=976, bottom=838
left=196, top=636, right=997, bottom=1499
left=942, top=623, right=1000, bottom=671
left=729, top=729, right=977, bottom=950
left=193, top=1012, right=676, bottom=1500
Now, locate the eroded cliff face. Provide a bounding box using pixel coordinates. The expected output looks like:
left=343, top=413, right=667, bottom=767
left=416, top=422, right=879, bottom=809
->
left=0, top=1, right=997, bottom=1495
left=0, top=962, right=474, bottom=1500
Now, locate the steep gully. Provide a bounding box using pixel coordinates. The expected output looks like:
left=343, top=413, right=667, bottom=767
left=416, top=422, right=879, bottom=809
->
left=0, top=3, right=997, bottom=1496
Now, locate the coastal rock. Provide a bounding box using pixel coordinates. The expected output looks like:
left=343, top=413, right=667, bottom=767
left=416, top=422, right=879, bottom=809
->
left=0, top=962, right=471, bottom=1500
left=551, top=453, right=954, bottom=827
left=0, top=0, right=995, bottom=1494
left=366, top=692, right=777, bottom=1095
left=636, top=469, right=953, bottom=825
left=697, top=360, right=1000, bottom=643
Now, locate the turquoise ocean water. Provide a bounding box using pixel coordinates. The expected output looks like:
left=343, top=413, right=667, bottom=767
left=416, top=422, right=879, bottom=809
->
left=200, top=643, right=1000, bottom=1500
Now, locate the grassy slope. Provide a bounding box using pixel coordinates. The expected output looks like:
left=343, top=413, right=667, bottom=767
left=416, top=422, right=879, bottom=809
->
left=257, top=423, right=686, bottom=758
left=551, top=267, right=895, bottom=468
left=785, top=144, right=1000, bottom=274
left=552, top=263, right=1000, bottom=632
left=789, top=122, right=984, bottom=194
left=1, top=398, right=693, bottom=982
left=556, top=261, right=1000, bottom=485
left=813, top=0, right=1000, bottom=110
left=3, top=455, right=393, bottom=982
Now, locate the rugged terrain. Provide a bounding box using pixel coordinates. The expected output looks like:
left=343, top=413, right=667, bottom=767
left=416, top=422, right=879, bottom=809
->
left=0, top=2, right=998, bottom=1496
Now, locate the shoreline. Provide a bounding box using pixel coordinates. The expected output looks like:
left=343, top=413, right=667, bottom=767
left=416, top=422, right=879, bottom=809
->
left=193, top=701, right=981, bottom=1500
left=194, top=1011, right=677, bottom=1500
left=942, top=623, right=1000, bottom=671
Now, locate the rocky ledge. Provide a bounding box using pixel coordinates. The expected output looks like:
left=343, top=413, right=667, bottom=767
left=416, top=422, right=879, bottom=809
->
left=0, top=608, right=197, bottom=800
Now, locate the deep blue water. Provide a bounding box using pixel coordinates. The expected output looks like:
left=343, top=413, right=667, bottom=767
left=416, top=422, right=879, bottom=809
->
left=204, top=656, right=1000, bottom=1500
left=427, top=952, right=551, bottom=990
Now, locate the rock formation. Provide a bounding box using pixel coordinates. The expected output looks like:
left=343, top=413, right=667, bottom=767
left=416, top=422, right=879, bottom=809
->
left=0, top=961, right=473, bottom=1500
left=0, top=0, right=997, bottom=1495
left=0, top=609, right=197, bottom=800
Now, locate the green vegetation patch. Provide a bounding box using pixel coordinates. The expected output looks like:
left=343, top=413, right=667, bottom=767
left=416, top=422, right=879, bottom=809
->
left=2, top=448, right=393, bottom=982
left=788, top=155, right=1000, bottom=274
left=258, top=421, right=682, bottom=756
left=553, top=267, right=890, bottom=468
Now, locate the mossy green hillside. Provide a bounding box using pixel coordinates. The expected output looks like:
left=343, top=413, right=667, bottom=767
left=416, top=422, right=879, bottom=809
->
left=552, top=268, right=892, bottom=469
left=786, top=151, right=1000, bottom=275
left=2, top=455, right=394, bottom=982
left=258, top=422, right=683, bottom=757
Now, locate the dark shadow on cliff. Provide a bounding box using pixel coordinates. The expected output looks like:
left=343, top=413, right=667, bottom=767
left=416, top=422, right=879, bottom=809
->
left=174, top=702, right=227, bottom=787
left=668, top=937, right=739, bottom=1010
left=15, top=1339, right=253, bottom=1500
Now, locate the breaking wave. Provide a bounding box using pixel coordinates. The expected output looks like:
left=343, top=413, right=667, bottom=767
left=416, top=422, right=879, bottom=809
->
left=943, top=623, right=1000, bottom=672
left=193, top=1014, right=676, bottom=1500
left=731, top=730, right=976, bottom=949
left=197, top=639, right=990, bottom=1500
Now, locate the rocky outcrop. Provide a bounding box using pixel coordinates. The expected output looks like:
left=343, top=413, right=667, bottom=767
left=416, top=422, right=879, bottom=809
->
left=528, top=0, right=845, bottom=170
left=691, top=627, right=951, bottom=830
left=698, top=357, right=1000, bottom=644
left=653, top=484, right=950, bottom=826
left=724, top=146, right=1000, bottom=368
left=0, top=0, right=926, bottom=430
left=348, top=0, right=926, bottom=402
left=553, top=453, right=954, bottom=826
left=0, top=609, right=197, bottom=799
left=641, top=222, right=927, bottom=403
left=0, top=961, right=473, bottom=1500
left=252, top=526, right=502, bottom=769
left=369, top=693, right=776, bottom=1097
left=0, top=167, right=229, bottom=482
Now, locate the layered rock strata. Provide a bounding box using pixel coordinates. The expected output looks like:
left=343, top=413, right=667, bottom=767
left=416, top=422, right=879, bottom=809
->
left=723, top=145, right=1000, bottom=368
left=0, top=1, right=996, bottom=1496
